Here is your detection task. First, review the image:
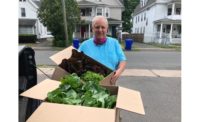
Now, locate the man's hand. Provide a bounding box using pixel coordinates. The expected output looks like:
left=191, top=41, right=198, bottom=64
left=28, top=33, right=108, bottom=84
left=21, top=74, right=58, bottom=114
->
left=110, top=70, right=120, bottom=85
left=110, top=61, right=126, bottom=85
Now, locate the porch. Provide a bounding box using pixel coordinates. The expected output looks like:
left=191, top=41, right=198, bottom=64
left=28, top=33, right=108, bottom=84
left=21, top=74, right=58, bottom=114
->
left=154, top=19, right=181, bottom=44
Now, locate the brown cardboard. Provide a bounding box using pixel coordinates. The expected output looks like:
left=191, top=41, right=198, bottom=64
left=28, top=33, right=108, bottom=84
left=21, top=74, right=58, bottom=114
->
left=116, top=86, right=145, bottom=115
left=49, top=46, right=114, bottom=85
left=20, top=79, right=60, bottom=100
left=51, top=66, right=69, bottom=81
left=49, top=46, right=75, bottom=65
left=27, top=102, right=116, bottom=122
left=21, top=79, right=145, bottom=122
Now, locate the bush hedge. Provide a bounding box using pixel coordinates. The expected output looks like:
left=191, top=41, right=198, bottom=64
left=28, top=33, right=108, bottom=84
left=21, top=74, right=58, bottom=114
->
left=19, top=34, right=37, bottom=43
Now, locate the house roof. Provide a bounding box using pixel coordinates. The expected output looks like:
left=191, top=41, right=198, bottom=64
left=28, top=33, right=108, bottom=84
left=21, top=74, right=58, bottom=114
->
left=77, top=0, right=98, bottom=5
left=154, top=18, right=181, bottom=24
left=19, top=18, right=37, bottom=26
left=107, top=18, right=123, bottom=24
left=79, top=17, right=123, bottom=25
left=32, top=0, right=41, bottom=7
left=78, top=0, right=123, bottom=7
left=134, top=0, right=156, bottom=15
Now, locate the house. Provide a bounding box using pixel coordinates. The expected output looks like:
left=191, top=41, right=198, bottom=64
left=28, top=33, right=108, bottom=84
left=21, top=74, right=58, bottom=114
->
left=74, top=0, right=124, bottom=41
left=132, top=0, right=181, bottom=44
left=18, top=0, right=52, bottom=40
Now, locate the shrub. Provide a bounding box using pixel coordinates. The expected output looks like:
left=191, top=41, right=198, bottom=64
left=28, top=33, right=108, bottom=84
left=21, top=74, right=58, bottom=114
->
left=19, top=34, right=37, bottom=43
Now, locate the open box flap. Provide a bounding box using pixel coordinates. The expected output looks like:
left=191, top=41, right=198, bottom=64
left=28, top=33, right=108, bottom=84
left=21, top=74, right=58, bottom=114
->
left=27, top=102, right=116, bottom=122
left=20, top=79, right=60, bottom=100
left=100, top=72, right=115, bottom=86
left=116, top=86, right=145, bottom=115
left=51, top=66, right=70, bottom=81
left=50, top=46, right=75, bottom=65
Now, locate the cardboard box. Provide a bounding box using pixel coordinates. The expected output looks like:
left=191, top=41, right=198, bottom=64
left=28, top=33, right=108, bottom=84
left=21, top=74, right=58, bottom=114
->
left=49, top=46, right=115, bottom=86
left=21, top=79, right=145, bottom=122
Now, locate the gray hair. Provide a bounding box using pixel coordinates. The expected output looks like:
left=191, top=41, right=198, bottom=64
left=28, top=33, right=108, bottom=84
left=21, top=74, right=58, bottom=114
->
left=92, top=16, right=108, bottom=28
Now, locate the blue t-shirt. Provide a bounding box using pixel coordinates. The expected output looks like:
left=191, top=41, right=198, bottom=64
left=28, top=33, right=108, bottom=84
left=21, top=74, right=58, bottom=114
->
left=78, top=37, right=126, bottom=70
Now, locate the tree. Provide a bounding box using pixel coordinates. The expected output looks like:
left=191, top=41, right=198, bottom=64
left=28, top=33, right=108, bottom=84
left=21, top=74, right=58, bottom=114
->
left=122, top=0, right=139, bottom=33
left=38, top=0, right=80, bottom=47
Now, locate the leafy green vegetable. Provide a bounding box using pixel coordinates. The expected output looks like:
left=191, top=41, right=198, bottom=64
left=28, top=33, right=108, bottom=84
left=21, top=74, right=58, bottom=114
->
left=81, top=71, right=104, bottom=84
left=60, top=73, right=82, bottom=89
left=105, top=95, right=117, bottom=108
left=47, top=73, right=116, bottom=109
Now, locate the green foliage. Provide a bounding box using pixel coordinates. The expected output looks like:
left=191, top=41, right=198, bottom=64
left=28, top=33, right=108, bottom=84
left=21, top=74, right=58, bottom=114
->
left=122, top=0, right=139, bottom=32
left=38, top=0, right=80, bottom=47
left=19, top=34, right=37, bottom=43
left=80, top=71, right=104, bottom=85
left=60, top=73, right=82, bottom=89
left=47, top=73, right=116, bottom=109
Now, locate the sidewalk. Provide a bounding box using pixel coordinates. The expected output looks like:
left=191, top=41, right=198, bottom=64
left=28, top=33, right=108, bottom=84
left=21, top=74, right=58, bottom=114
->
left=36, top=67, right=181, bottom=83
left=37, top=67, right=181, bottom=77
left=25, top=38, right=179, bottom=51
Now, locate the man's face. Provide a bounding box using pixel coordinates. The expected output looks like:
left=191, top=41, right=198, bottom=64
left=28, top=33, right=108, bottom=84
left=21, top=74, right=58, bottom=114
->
left=92, top=19, right=108, bottom=39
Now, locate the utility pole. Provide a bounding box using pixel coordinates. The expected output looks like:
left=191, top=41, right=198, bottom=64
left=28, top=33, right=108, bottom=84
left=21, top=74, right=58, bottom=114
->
left=61, top=0, right=68, bottom=46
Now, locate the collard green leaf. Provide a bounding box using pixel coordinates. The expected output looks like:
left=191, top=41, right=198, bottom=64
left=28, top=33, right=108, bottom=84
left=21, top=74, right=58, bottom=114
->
left=81, top=71, right=104, bottom=84
left=47, top=73, right=116, bottom=109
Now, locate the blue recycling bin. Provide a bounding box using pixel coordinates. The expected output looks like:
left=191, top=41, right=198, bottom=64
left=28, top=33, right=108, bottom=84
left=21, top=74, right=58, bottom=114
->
left=125, top=38, right=133, bottom=50
left=73, top=38, right=80, bottom=49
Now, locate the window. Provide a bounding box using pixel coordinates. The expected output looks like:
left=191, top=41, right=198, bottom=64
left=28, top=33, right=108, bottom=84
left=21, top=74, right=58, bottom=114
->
left=21, top=8, right=26, bottom=17
left=105, top=8, right=110, bottom=17
left=168, top=8, right=172, bottom=15
left=138, top=15, right=140, bottom=22
left=96, top=8, right=103, bottom=16
left=143, top=27, right=145, bottom=33
left=146, top=18, right=148, bottom=26
left=140, top=1, right=143, bottom=7
left=177, top=25, right=181, bottom=34
left=157, top=24, right=161, bottom=32
left=135, top=17, right=137, bottom=23
left=81, top=8, right=92, bottom=16
left=141, top=14, right=143, bottom=21
left=166, top=25, right=171, bottom=33
left=144, top=13, right=146, bottom=20
left=176, top=8, right=181, bottom=15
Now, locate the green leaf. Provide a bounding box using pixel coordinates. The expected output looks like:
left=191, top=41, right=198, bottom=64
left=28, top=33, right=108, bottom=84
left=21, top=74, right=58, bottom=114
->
left=81, top=71, right=104, bottom=85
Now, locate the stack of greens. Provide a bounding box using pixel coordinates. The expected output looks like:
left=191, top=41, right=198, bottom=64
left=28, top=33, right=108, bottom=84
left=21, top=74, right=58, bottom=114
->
left=47, top=71, right=117, bottom=109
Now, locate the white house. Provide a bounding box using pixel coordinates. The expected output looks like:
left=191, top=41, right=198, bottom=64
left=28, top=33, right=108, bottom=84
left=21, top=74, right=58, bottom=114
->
left=75, top=0, right=124, bottom=40
left=18, top=0, right=52, bottom=39
left=132, top=0, right=181, bottom=44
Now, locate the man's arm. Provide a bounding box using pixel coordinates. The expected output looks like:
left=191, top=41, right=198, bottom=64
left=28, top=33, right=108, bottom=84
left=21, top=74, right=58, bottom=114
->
left=110, top=61, right=127, bottom=85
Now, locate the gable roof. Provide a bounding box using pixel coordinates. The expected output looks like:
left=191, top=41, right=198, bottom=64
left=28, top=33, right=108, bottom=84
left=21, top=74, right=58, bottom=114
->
left=134, top=0, right=156, bottom=15
left=78, top=0, right=123, bottom=7
left=32, top=0, right=41, bottom=7
left=77, top=0, right=97, bottom=5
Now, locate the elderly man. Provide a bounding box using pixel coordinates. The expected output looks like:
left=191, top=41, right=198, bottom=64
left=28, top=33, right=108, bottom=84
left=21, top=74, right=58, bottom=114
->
left=78, top=16, right=126, bottom=85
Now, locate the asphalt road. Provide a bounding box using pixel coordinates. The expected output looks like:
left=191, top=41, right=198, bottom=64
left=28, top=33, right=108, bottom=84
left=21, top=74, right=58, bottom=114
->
left=117, top=76, right=181, bottom=122
left=34, top=50, right=181, bottom=70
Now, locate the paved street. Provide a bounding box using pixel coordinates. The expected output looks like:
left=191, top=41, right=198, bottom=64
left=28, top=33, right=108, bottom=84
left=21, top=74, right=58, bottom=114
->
left=34, top=50, right=181, bottom=69
left=118, top=76, right=180, bottom=122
